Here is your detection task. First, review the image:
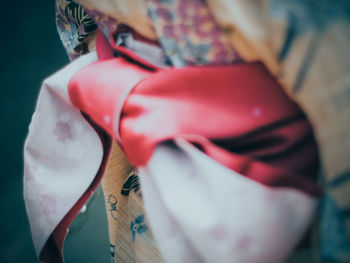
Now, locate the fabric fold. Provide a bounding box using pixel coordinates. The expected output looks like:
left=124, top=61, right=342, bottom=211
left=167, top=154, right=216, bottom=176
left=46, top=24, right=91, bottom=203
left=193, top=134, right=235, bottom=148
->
left=23, top=52, right=102, bottom=258
left=139, top=138, right=318, bottom=263
left=68, top=53, right=320, bottom=196
left=25, top=29, right=321, bottom=262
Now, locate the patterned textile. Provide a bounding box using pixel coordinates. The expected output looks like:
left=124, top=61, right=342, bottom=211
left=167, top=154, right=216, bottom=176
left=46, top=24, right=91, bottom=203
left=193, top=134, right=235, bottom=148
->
left=205, top=1, right=350, bottom=261
left=54, top=2, right=245, bottom=261
left=56, top=0, right=243, bottom=66
left=77, top=0, right=157, bottom=41
left=24, top=52, right=101, bottom=258
left=144, top=0, right=242, bottom=66
left=56, top=0, right=97, bottom=60
left=28, top=0, right=348, bottom=262
left=68, top=35, right=319, bottom=262
left=55, top=3, right=167, bottom=262
left=101, top=142, right=164, bottom=263
left=24, top=50, right=318, bottom=260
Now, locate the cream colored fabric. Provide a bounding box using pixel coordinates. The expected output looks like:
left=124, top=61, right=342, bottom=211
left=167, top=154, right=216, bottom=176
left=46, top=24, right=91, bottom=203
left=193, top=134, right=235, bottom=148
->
left=101, top=141, right=164, bottom=263
left=207, top=0, right=282, bottom=74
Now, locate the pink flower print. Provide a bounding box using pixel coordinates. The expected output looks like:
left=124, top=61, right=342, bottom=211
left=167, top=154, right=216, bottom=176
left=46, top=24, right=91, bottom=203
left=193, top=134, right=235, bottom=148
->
left=53, top=121, right=73, bottom=142
left=209, top=224, right=227, bottom=240
left=236, top=234, right=252, bottom=250
left=163, top=25, right=177, bottom=38
left=177, top=0, right=202, bottom=18
left=41, top=194, right=58, bottom=214
left=156, top=7, right=173, bottom=21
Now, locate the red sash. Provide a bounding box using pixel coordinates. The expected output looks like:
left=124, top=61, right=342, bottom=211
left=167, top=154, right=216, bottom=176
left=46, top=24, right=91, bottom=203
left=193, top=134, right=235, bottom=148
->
left=69, top=31, right=320, bottom=196
left=40, top=30, right=320, bottom=262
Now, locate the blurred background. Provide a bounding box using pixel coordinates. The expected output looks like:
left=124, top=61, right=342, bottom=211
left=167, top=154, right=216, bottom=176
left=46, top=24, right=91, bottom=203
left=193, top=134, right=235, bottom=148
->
left=0, top=1, right=109, bottom=262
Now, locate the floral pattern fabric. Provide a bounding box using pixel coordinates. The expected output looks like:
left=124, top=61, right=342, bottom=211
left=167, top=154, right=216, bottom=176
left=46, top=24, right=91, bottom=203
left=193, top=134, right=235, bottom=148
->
left=24, top=52, right=101, bottom=256
left=56, top=0, right=242, bottom=66
left=145, top=0, right=242, bottom=67
left=56, top=0, right=97, bottom=60
left=101, top=142, right=164, bottom=263
left=42, top=0, right=349, bottom=262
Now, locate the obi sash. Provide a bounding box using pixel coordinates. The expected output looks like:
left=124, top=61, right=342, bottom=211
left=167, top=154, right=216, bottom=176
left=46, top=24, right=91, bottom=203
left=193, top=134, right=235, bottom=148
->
left=28, top=30, right=321, bottom=262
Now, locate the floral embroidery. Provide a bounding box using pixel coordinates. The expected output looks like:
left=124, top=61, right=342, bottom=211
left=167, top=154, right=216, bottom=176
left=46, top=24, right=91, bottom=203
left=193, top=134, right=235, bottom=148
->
left=107, top=194, right=118, bottom=220
left=130, top=215, right=148, bottom=242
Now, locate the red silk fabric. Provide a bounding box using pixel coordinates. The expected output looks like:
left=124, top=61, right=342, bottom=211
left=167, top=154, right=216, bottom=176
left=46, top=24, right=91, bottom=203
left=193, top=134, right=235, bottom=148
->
left=69, top=31, right=321, bottom=196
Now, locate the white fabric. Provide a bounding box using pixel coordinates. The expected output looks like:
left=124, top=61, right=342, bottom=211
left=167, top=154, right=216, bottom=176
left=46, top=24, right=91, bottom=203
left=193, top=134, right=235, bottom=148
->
left=23, top=37, right=168, bottom=258
left=23, top=52, right=101, bottom=255
left=139, top=138, right=318, bottom=263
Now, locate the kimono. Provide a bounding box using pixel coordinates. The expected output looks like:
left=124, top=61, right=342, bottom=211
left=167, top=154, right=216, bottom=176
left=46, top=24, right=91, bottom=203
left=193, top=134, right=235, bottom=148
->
left=24, top=0, right=350, bottom=262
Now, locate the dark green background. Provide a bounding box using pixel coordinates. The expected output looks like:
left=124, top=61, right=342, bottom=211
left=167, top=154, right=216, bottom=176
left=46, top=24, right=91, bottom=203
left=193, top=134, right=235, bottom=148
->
left=0, top=1, right=109, bottom=262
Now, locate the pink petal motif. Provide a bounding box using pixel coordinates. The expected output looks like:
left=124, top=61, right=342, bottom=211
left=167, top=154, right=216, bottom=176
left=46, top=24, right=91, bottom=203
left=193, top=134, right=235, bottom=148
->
left=163, top=25, right=177, bottom=38
left=40, top=194, right=58, bottom=214
left=156, top=7, right=173, bottom=20
left=236, top=234, right=252, bottom=250
left=209, top=224, right=227, bottom=240
left=53, top=121, right=73, bottom=142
